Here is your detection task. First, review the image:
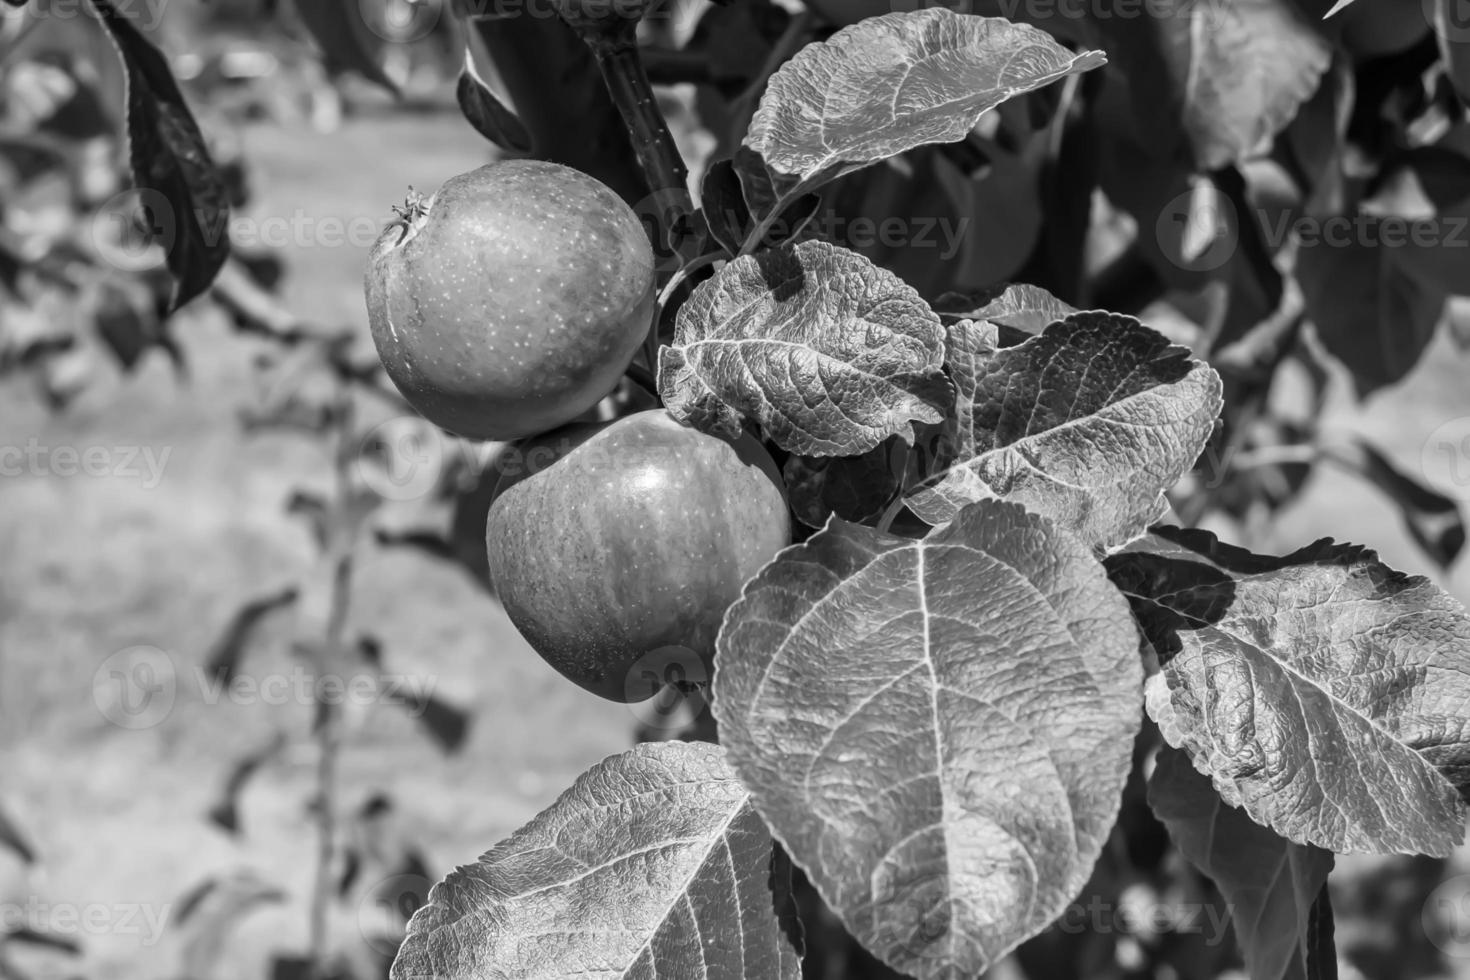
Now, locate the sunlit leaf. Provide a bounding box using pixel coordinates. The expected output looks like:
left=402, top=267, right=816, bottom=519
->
left=658, top=240, right=951, bottom=456
left=907, top=313, right=1222, bottom=549
left=391, top=741, right=802, bottom=980
left=716, top=500, right=1142, bottom=978
left=1109, top=527, right=1470, bottom=856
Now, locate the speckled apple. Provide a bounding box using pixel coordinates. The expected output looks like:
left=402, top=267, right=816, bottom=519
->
left=486, top=410, right=792, bottom=702
left=365, top=160, right=654, bottom=440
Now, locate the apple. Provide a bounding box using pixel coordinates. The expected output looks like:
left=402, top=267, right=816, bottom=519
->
left=364, top=160, right=654, bottom=441
left=486, top=410, right=791, bottom=702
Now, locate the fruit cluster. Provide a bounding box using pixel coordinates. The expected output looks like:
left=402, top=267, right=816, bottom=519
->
left=365, top=160, right=791, bottom=701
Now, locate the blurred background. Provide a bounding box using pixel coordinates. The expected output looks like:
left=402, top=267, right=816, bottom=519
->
left=3, top=1, right=1470, bottom=979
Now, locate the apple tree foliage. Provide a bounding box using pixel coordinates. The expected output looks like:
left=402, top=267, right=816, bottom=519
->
left=7, top=0, right=1470, bottom=977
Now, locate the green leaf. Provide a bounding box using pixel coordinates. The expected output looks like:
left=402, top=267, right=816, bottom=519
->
left=1109, top=527, right=1470, bottom=856
left=89, top=0, right=230, bottom=313
left=744, top=9, right=1103, bottom=203
left=391, top=741, right=802, bottom=980
left=1149, top=747, right=1335, bottom=980
left=658, top=240, right=951, bottom=456
left=906, top=313, right=1222, bottom=549
left=715, top=500, right=1143, bottom=979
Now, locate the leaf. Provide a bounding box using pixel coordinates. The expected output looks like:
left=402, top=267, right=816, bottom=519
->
left=455, top=46, right=532, bottom=153
left=88, top=0, right=231, bottom=313
left=1096, top=0, right=1332, bottom=170
left=1108, top=526, right=1470, bottom=856
left=782, top=437, right=911, bottom=528
left=941, top=282, right=1077, bottom=335
left=702, top=157, right=752, bottom=256
left=391, top=741, right=802, bottom=980
left=357, top=636, right=472, bottom=754
left=657, top=240, right=951, bottom=456
left=714, top=500, right=1143, bottom=978
left=204, top=586, right=300, bottom=685
left=206, top=732, right=288, bottom=835
left=906, top=313, right=1223, bottom=549
left=745, top=9, right=1103, bottom=202
left=1430, top=0, right=1470, bottom=107
left=1296, top=221, right=1447, bottom=396
left=0, top=801, right=36, bottom=864
left=1149, top=746, right=1336, bottom=980
left=292, top=0, right=400, bottom=97
left=1333, top=440, right=1465, bottom=570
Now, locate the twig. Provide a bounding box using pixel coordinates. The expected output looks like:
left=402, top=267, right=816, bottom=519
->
left=306, top=395, right=358, bottom=980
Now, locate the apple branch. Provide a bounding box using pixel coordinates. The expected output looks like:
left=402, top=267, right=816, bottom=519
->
left=555, top=1, right=699, bottom=271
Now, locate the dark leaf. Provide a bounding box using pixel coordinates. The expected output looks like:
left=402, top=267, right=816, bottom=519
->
left=455, top=45, right=531, bottom=153
left=715, top=501, right=1142, bottom=978
left=781, top=437, right=911, bottom=528
left=1149, top=746, right=1335, bottom=980
left=204, top=586, right=300, bottom=685
left=701, top=157, right=752, bottom=255
left=88, top=0, right=231, bottom=313
left=1096, top=0, right=1332, bottom=169
left=1296, top=220, right=1447, bottom=395
left=292, top=0, right=400, bottom=96
left=1332, top=440, right=1465, bottom=570
left=0, top=802, right=36, bottom=864
left=206, top=732, right=288, bottom=836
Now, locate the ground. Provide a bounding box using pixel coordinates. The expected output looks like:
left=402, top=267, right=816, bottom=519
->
left=2, top=107, right=1469, bottom=980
